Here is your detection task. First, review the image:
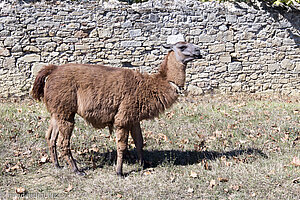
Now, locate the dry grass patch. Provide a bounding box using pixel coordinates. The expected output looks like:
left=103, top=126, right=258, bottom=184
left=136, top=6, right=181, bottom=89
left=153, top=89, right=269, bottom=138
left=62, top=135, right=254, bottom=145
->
left=0, top=94, right=299, bottom=199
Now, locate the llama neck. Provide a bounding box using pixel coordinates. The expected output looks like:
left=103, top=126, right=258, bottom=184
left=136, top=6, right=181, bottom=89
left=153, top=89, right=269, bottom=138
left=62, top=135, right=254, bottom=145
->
left=137, top=72, right=179, bottom=121
left=158, top=51, right=186, bottom=87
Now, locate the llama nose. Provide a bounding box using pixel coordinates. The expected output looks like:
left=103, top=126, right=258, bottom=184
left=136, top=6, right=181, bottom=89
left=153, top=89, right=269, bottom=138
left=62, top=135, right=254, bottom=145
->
left=194, top=48, right=203, bottom=59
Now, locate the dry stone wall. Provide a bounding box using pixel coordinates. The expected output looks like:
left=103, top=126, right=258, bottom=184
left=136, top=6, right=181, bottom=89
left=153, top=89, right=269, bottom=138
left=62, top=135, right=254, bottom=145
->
left=0, top=0, right=299, bottom=98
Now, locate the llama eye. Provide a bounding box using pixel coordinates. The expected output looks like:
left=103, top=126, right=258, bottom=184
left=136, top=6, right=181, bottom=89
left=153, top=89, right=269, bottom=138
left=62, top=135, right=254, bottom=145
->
left=179, top=46, right=186, bottom=51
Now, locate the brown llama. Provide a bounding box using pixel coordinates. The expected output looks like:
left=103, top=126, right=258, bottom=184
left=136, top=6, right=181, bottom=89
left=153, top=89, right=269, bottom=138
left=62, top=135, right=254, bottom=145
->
left=31, top=42, right=203, bottom=176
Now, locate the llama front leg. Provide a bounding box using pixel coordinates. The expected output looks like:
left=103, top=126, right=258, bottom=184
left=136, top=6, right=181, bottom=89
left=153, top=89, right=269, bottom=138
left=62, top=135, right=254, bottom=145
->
left=115, top=127, right=129, bottom=176
left=130, top=123, right=144, bottom=167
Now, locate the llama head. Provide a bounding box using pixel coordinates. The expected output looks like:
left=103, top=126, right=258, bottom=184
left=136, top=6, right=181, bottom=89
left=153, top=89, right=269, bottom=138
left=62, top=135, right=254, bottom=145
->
left=161, top=42, right=203, bottom=90
left=164, top=42, right=203, bottom=64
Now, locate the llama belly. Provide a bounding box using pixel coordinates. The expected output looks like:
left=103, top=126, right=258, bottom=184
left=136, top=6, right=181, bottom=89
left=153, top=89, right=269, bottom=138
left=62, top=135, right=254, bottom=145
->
left=77, top=107, right=117, bottom=129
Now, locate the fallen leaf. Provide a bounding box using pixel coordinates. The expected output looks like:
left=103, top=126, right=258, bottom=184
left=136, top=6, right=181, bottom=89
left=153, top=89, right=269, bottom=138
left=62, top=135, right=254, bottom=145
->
left=116, top=193, right=123, bottom=198
left=143, top=171, right=152, bottom=175
left=230, top=184, right=240, bottom=191
left=65, top=184, right=73, bottom=192
left=11, top=164, right=21, bottom=171
left=218, top=177, right=229, bottom=182
left=209, top=179, right=216, bottom=188
left=187, top=187, right=194, bottom=193
left=27, top=129, right=34, bottom=134
left=16, top=187, right=26, bottom=195
left=292, top=177, right=300, bottom=184
left=293, top=136, right=300, bottom=146
left=143, top=168, right=154, bottom=176
left=40, top=155, right=49, bottom=163
left=190, top=171, right=198, bottom=178
left=291, top=156, right=300, bottom=167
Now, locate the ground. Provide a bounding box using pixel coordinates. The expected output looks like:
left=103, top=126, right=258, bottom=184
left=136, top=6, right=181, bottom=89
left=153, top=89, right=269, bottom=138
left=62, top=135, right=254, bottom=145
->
left=0, top=94, right=299, bottom=199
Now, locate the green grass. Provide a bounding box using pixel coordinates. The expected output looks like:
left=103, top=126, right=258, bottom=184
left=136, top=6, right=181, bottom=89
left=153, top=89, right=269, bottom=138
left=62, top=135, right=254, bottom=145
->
left=0, top=94, right=299, bottom=199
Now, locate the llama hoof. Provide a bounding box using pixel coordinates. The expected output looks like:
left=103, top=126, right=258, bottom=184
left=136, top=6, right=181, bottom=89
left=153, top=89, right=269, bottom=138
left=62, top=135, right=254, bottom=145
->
left=54, top=164, right=63, bottom=169
left=142, top=161, right=151, bottom=169
left=74, top=170, right=86, bottom=176
left=116, top=172, right=124, bottom=177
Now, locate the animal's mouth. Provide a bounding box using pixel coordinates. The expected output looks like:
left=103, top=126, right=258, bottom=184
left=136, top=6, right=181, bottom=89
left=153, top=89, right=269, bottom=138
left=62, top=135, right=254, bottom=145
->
left=169, top=81, right=185, bottom=96
left=195, top=54, right=203, bottom=59
left=182, top=54, right=203, bottom=64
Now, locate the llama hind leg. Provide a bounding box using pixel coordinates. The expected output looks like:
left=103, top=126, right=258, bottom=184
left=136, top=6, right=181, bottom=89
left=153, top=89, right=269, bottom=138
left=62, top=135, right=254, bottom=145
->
left=59, top=118, right=85, bottom=176
left=115, top=127, right=129, bottom=176
left=46, top=117, right=61, bottom=168
left=130, top=123, right=144, bottom=167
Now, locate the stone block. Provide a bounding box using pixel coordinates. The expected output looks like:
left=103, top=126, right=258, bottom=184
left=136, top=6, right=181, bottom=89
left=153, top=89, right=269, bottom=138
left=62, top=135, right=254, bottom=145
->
left=167, top=34, right=185, bottom=45
left=75, top=44, right=90, bottom=50
left=228, top=62, right=242, bottom=72
left=149, top=14, right=159, bottom=22
left=209, top=44, right=226, bottom=53
left=98, top=29, right=112, bottom=38
left=219, top=55, right=231, bottom=63
left=187, top=85, right=204, bottom=96
left=44, top=42, right=57, bottom=52
left=268, top=64, right=280, bottom=72
left=0, top=47, right=10, bottom=56
left=232, top=82, right=242, bottom=92
left=238, top=74, right=246, bottom=82
left=18, top=54, right=40, bottom=63
left=281, top=59, right=294, bottom=70
left=11, top=45, right=22, bottom=53
left=295, top=62, right=300, bottom=72
left=32, top=63, right=47, bottom=75
left=4, top=37, right=17, bottom=47
left=226, top=15, right=237, bottom=23
left=225, top=76, right=237, bottom=83
left=121, top=41, right=142, bottom=47
left=198, top=34, right=214, bottom=43
left=3, top=57, right=15, bottom=68
left=129, top=29, right=142, bottom=38
left=24, top=46, right=40, bottom=52
left=219, top=25, right=228, bottom=31
left=216, top=65, right=227, bottom=73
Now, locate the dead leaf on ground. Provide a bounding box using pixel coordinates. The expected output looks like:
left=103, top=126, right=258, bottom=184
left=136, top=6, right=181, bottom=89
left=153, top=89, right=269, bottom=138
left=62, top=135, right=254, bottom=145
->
left=116, top=193, right=123, bottom=198
left=187, top=187, right=194, bottom=193
left=209, top=179, right=217, bottom=188
left=293, top=136, right=300, bottom=146
left=200, top=160, right=212, bottom=170
left=230, top=184, right=240, bottom=191
left=143, top=168, right=154, bottom=176
left=190, top=171, right=198, bottom=178
left=291, top=156, right=300, bottom=167
left=218, top=177, right=229, bottom=182
left=292, top=177, right=300, bottom=184
left=40, top=155, right=49, bottom=163
left=6, top=161, right=25, bottom=172
left=65, top=184, right=73, bottom=192
left=16, top=187, right=26, bottom=195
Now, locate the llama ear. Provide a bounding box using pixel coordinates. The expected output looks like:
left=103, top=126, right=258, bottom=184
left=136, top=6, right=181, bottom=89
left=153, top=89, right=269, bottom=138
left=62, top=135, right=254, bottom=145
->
left=162, top=44, right=173, bottom=50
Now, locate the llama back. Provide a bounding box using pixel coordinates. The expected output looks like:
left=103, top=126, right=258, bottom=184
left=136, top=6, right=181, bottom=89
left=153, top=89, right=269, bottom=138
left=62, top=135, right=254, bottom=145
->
left=31, top=65, right=58, bottom=101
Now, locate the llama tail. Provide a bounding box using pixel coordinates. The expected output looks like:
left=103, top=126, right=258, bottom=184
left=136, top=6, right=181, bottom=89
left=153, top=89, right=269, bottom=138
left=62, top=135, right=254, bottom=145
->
left=31, top=65, right=58, bottom=101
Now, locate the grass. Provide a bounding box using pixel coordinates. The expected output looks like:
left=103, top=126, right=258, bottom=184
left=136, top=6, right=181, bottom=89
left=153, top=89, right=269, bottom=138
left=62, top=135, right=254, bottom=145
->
left=0, top=94, right=299, bottom=199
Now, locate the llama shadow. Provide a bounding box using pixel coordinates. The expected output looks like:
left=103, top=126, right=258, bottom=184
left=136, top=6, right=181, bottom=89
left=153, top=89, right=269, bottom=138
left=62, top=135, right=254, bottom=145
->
left=81, top=148, right=268, bottom=174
